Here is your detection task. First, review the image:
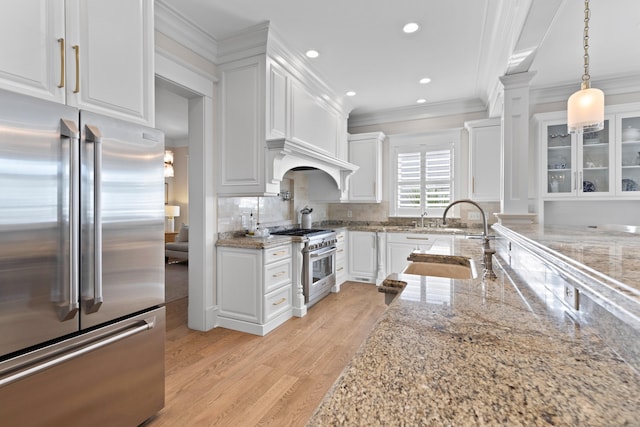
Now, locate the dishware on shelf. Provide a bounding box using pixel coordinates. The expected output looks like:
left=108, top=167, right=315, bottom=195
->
left=583, top=180, right=596, bottom=192
left=622, top=178, right=638, bottom=192
left=622, top=126, right=640, bottom=142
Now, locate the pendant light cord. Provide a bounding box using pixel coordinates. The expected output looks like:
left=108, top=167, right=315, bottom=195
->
left=581, top=0, right=591, bottom=89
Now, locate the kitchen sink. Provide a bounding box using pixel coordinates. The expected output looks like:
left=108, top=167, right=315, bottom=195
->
left=401, top=254, right=477, bottom=279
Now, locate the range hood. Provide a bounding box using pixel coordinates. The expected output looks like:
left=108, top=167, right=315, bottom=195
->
left=266, top=138, right=359, bottom=199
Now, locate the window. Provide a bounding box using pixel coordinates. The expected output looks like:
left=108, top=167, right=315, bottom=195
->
left=393, top=142, right=454, bottom=216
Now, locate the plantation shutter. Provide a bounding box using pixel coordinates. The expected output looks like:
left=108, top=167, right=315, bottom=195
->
left=424, top=149, right=451, bottom=209
left=394, top=145, right=453, bottom=216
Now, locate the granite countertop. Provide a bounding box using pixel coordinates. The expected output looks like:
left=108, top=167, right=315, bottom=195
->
left=493, top=223, right=640, bottom=294
left=308, top=236, right=640, bottom=426
left=215, top=234, right=294, bottom=249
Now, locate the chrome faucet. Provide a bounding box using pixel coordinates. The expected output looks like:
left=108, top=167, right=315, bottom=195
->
left=442, top=199, right=497, bottom=280
left=420, top=211, right=428, bottom=228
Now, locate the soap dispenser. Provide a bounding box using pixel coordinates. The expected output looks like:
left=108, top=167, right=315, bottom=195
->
left=248, top=212, right=257, bottom=235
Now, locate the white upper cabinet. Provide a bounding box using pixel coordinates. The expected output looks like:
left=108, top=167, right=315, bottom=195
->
left=219, top=56, right=266, bottom=195
left=539, top=113, right=614, bottom=198
left=348, top=132, right=385, bottom=203
left=536, top=106, right=640, bottom=200
left=0, top=0, right=154, bottom=126
left=465, top=119, right=501, bottom=201
left=616, top=113, right=640, bottom=196
left=0, top=0, right=65, bottom=103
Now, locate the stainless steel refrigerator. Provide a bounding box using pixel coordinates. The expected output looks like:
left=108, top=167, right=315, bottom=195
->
left=0, top=89, right=165, bottom=426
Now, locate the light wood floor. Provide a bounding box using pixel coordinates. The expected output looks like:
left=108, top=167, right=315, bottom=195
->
left=144, top=282, right=387, bottom=427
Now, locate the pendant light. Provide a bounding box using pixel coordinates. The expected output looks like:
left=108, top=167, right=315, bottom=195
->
left=567, top=0, right=604, bottom=134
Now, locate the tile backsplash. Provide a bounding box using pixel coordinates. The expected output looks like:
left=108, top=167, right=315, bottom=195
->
left=217, top=171, right=500, bottom=234
left=217, top=173, right=330, bottom=233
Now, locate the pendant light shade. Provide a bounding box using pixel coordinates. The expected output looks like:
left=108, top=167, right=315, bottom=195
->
left=567, top=85, right=605, bottom=134
left=567, top=0, right=604, bottom=134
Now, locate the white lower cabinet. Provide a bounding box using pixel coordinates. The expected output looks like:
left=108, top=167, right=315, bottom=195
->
left=385, top=233, right=455, bottom=275
left=334, top=230, right=347, bottom=288
left=348, top=231, right=378, bottom=283
left=386, top=233, right=435, bottom=275
left=217, top=244, right=293, bottom=336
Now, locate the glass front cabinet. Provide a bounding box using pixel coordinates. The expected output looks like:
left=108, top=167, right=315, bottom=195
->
left=538, top=107, right=640, bottom=199
left=617, top=114, right=640, bottom=196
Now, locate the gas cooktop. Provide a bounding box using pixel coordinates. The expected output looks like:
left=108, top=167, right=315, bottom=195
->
left=271, top=228, right=333, bottom=237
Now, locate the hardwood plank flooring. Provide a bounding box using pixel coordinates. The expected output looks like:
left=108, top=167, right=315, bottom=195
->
left=144, top=282, right=387, bottom=427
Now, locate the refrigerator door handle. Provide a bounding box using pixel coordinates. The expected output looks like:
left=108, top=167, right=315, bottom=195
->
left=57, top=119, right=80, bottom=322
left=84, top=125, right=103, bottom=314
left=0, top=317, right=156, bottom=387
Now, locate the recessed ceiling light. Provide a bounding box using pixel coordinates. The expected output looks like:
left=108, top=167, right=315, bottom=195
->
left=403, top=22, right=420, bottom=34
left=305, top=50, right=319, bottom=58
left=416, top=98, right=427, bottom=104
left=419, top=77, right=432, bottom=84
left=346, top=91, right=356, bottom=97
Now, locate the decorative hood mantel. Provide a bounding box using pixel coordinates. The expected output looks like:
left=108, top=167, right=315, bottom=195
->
left=265, top=138, right=359, bottom=198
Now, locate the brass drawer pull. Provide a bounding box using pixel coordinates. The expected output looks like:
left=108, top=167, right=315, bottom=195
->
left=272, top=271, right=286, bottom=278
left=337, top=267, right=344, bottom=272
left=272, top=250, right=287, bottom=257
left=272, top=297, right=286, bottom=306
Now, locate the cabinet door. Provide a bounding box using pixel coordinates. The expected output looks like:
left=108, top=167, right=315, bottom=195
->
left=544, top=121, right=575, bottom=197
left=579, top=118, right=614, bottom=196
left=218, top=248, right=261, bottom=323
left=386, top=234, right=434, bottom=274
left=219, top=56, right=266, bottom=195
left=65, top=0, right=154, bottom=126
left=469, top=125, right=501, bottom=201
left=617, top=113, right=640, bottom=196
left=266, top=58, right=287, bottom=140
left=348, top=135, right=382, bottom=202
left=0, top=0, right=65, bottom=103
left=348, top=231, right=377, bottom=282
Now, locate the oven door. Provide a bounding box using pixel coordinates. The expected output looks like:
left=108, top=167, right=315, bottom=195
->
left=304, top=246, right=336, bottom=306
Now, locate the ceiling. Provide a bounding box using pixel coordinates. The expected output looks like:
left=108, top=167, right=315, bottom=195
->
left=156, top=0, right=640, bottom=132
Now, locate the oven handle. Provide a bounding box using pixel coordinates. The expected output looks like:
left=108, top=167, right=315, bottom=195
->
left=308, top=246, right=337, bottom=258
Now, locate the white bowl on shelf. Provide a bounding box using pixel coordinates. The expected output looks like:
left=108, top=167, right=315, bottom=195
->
left=622, top=126, right=640, bottom=141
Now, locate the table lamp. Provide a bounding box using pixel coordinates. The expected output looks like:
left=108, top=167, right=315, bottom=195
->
left=164, top=205, right=180, bottom=232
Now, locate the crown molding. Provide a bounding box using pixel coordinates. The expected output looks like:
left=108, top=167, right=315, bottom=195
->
left=530, top=73, right=640, bottom=106
left=217, top=22, right=270, bottom=64
left=348, top=97, right=488, bottom=128
left=155, top=0, right=218, bottom=63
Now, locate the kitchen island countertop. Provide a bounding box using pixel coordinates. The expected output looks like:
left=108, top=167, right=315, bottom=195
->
left=307, top=234, right=640, bottom=426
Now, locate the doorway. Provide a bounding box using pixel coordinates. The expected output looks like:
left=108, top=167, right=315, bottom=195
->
left=155, top=52, right=217, bottom=331
left=156, top=78, right=190, bottom=307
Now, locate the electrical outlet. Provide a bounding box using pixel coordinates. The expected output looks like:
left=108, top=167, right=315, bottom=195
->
left=564, top=285, right=580, bottom=310
left=468, top=211, right=481, bottom=220
left=347, top=210, right=352, bottom=218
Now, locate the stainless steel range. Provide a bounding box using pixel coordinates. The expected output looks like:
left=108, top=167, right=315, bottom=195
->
left=272, top=229, right=337, bottom=307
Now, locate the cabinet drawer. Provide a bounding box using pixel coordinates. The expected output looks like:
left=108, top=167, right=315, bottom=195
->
left=264, top=244, right=292, bottom=264
left=264, top=285, right=292, bottom=322
left=264, top=258, right=292, bottom=293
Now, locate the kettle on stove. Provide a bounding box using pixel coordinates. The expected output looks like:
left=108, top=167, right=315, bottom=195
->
left=300, top=206, right=313, bottom=229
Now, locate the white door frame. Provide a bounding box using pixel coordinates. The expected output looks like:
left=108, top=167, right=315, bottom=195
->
left=155, top=51, right=219, bottom=331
